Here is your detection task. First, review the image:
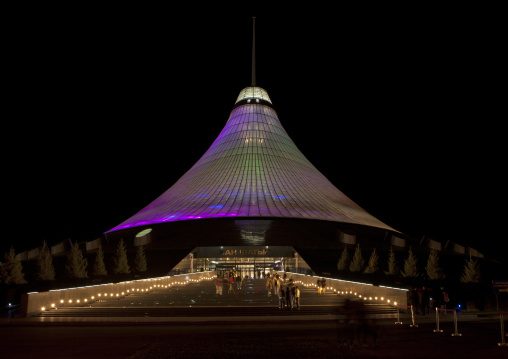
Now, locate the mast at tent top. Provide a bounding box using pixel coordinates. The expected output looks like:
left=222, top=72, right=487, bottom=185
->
left=251, top=16, right=256, bottom=86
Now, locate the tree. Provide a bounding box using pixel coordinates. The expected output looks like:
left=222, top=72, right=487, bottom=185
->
left=401, top=247, right=419, bottom=278
left=113, top=239, right=130, bottom=274
left=349, top=244, right=364, bottom=272
left=364, top=248, right=379, bottom=274
left=337, top=246, right=350, bottom=271
left=93, top=242, right=107, bottom=277
left=385, top=249, right=399, bottom=276
left=66, top=241, right=88, bottom=279
left=425, top=249, right=442, bottom=280
left=1, top=247, right=27, bottom=284
left=461, top=255, right=480, bottom=283
left=134, top=245, right=147, bottom=273
left=36, top=240, right=55, bottom=281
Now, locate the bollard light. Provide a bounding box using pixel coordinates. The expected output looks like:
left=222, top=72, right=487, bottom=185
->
left=41, top=307, right=45, bottom=311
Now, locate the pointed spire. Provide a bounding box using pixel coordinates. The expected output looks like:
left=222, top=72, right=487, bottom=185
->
left=251, top=16, right=256, bottom=86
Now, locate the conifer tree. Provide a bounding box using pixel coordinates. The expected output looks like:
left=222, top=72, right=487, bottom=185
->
left=1, top=247, right=27, bottom=284
left=113, top=239, right=130, bottom=274
left=364, top=248, right=379, bottom=274
left=425, top=249, right=442, bottom=280
left=93, top=242, right=107, bottom=277
left=385, top=249, right=399, bottom=276
left=349, top=244, right=364, bottom=272
left=66, top=241, right=88, bottom=279
left=36, top=240, right=55, bottom=281
left=460, top=255, right=480, bottom=283
left=401, top=247, right=419, bottom=278
left=337, top=246, right=350, bottom=271
left=134, top=245, right=147, bottom=273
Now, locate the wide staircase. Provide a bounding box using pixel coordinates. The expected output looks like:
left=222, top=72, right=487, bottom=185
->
left=34, top=278, right=397, bottom=319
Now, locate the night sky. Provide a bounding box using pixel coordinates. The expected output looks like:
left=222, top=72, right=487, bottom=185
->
left=4, top=10, right=506, bottom=262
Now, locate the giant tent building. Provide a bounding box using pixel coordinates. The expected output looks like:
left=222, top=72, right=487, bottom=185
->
left=105, top=21, right=410, bottom=277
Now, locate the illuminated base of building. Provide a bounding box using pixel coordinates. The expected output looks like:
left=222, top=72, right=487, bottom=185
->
left=170, top=246, right=313, bottom=278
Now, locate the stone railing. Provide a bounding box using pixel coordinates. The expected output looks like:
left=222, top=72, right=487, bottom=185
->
left=21, top=271, right=216, bottom=317
left=275, top=271, right=408, bottom=307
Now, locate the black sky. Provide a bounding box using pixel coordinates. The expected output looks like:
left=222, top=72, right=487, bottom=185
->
left=3, top=9, right=506, bottom=262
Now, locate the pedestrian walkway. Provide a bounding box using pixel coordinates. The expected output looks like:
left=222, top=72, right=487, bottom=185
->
left=32, top=277, right=396, bottom=321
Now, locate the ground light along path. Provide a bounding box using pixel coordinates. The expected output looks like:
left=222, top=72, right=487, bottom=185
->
left=34, top=277, right=397, bottom=319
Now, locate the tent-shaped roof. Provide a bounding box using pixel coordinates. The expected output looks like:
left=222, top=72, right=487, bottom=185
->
left=108, top=87, right=396, bottom=233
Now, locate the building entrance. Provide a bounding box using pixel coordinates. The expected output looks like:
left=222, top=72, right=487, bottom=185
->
left=169, top=246, right=312, bottom=276
left=215, top=258, right=282, bottom=278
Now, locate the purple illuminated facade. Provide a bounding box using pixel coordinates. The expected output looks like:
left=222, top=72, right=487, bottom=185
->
left=108, top=87, right=396, bottom=234
left=105, top=86, right=406, bottom=275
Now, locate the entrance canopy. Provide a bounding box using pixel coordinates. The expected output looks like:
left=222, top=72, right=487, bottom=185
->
left=170, top=246, right=313, bottom=277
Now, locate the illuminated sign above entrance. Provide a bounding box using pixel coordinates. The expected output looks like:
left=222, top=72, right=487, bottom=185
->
left=191, top=246, right=295, bottom=259
left=223, top=249, right=267, bottom=256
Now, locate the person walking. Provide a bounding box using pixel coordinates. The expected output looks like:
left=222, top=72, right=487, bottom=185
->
left=290, top=283, right=297, bottom=308
left=317, top=278, right=322, bottom=294
left=228, top=276, right=234, bottom=294
left=278, top=286, right=285, bottom=310
left=422, top=286, right=430, bottom=315
left=236, top=275, right=243, bottom=290
left=441, top=287, right=450, bottom=315
left=214, top=276, right=223, bottom=295
left=273, top=275, right=279, bottom=296
left=295, top=286, right=301, bottom=309
left=285, top=286, right=293, bottom=310
left=266, top=274, right=273, bottom=296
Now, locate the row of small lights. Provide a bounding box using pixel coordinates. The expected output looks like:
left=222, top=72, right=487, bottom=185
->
left=40, top=274, right=215, bottom=312
left=40, top=273, right=402, bottom=311
left=291, top=280, right=398, bottom=306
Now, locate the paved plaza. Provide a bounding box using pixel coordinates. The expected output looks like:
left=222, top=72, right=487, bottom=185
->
left=1, top=278, right=506, bottom=358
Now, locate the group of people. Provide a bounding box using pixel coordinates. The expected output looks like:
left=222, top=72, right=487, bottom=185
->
left=409, top=285, right=450, bottom=315
left=212, top=271, right=302, bottom=310
left=265, top=273, right=301, bottom=310
left=316, top=278, right=327, bottom=293
left=213, top=270, right=243, bottom=295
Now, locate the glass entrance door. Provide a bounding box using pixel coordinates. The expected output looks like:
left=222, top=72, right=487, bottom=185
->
left=236, top=264, right=254, bottom=279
